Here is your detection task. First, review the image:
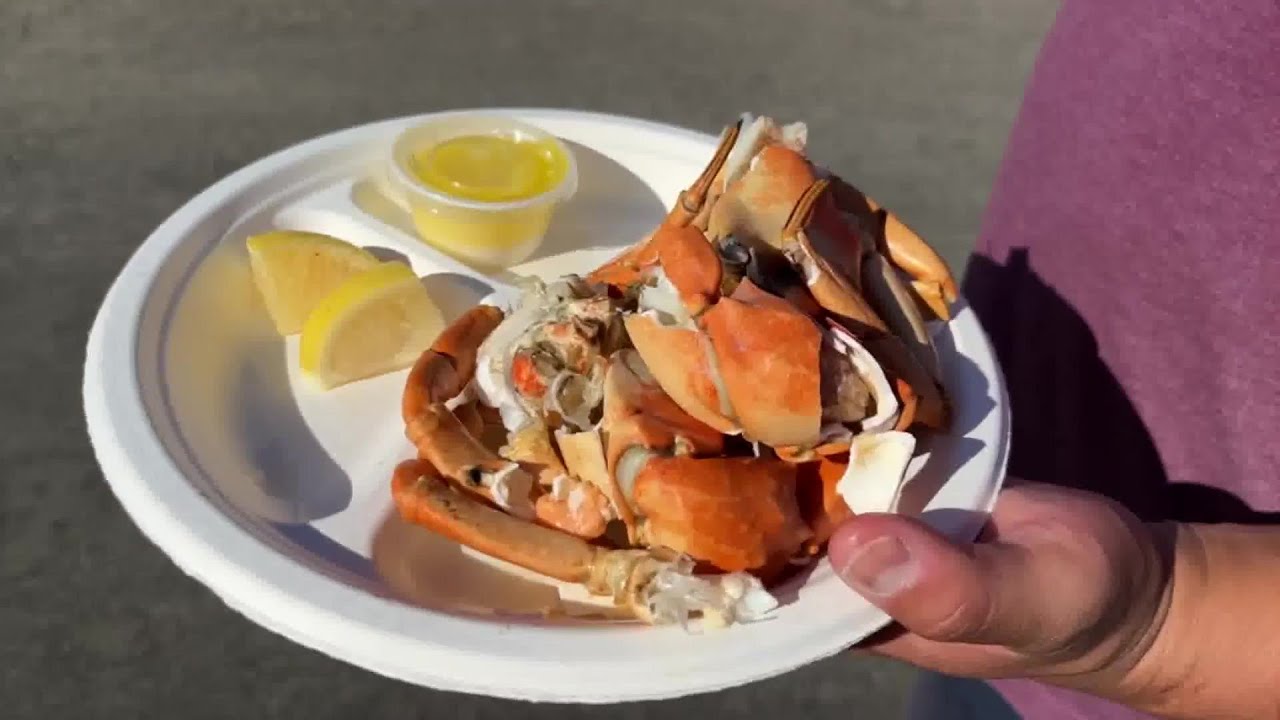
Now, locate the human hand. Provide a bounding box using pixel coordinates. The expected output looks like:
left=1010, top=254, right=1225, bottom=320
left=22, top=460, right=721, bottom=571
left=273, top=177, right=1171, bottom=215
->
left=828, top=481, right=1175, bottom=701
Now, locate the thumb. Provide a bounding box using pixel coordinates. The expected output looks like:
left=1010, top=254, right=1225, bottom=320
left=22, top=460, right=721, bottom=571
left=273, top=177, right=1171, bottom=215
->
left=828, top=513, right=1054, bottom=648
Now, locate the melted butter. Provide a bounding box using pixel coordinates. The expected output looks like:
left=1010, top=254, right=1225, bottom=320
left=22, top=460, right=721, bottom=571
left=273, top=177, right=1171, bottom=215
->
left=408, top=133, right=568, bottom=204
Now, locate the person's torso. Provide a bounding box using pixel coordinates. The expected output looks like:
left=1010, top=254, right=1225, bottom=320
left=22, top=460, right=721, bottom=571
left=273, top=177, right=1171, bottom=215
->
left=962, top=0, right=1280, bottom=717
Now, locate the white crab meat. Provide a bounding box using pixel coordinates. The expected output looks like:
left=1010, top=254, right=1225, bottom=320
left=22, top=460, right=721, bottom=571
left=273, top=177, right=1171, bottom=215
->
left=642, top=556, right=780, bottom=629
left=631, top=267, right=738, bottom=428
left=483, top=463, right=536, bottom=520
left=722, top=114, right=808, bottom=190
left=473, top=276, right=611, bottom=433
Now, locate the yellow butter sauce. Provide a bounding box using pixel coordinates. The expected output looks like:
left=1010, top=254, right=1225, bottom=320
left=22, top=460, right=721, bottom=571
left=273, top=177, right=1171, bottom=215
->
left=407, top=133, right=569, bottom=204
left=399, top=132, right=572, bottom=270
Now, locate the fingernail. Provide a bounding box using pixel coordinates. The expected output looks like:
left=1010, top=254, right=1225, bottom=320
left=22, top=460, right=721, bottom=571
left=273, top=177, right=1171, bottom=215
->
left=836, top=535, right=918, bottom=598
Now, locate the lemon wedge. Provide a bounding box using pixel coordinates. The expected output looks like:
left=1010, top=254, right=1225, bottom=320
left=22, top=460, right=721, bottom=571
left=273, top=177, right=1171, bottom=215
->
left=299, top=261, right=444, bottom=390
left=246, top=230, right=380, bottom=335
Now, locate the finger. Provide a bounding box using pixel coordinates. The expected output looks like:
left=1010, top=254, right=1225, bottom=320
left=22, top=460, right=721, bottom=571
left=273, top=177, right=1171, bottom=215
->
left=827, top=512, right=1062, bottom=649
left=858, top=628, right=1027, bottom=679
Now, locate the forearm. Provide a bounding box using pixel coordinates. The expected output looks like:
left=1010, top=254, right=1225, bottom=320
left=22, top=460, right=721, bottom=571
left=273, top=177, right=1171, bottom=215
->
left=1118, top=522, right=1280, bottom=719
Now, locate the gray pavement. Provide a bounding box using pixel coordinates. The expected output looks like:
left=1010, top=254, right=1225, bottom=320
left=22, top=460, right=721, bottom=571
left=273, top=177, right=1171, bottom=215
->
left=1, top=0, right=1058, bottom=717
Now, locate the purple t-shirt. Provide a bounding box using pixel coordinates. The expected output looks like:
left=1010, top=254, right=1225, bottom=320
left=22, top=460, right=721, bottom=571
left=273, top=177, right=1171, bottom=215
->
left=963, top=0, right=1280, bottom=717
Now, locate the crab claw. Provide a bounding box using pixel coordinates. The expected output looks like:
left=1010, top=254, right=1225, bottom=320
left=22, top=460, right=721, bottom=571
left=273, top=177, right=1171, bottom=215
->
left=585, top=119, right=744, bottom=291
left=698, top=278, right=823, bottom=448
left=623, top=312, right=737, bottom=435
left=781, top=179, right=949, bottom=431
left=632, top=455, right=812, bottom=576
left=776, top=179, right=888, bottom=335
left=621, top=222, right=739, bottom=435
left=651, top=223, right=722, bottom=316
left=586, top=114, right=807, bottom=292
left=582, top=220, right=722, bottom=301
left=600, top=349, right=725, bottom=542
left=783, top=180, right=944, bottom=385
left=825, top=174, right=958, bottom=321
left=630, top=275, right=826, bottom=449
left=583, top=237, right=661, bottom=290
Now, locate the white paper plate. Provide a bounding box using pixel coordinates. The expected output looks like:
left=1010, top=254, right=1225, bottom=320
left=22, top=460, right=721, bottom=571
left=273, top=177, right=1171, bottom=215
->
left=83, top=108, right=1010, bottom=704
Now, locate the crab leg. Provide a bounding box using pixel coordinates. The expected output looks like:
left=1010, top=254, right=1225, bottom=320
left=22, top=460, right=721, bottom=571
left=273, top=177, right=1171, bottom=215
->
left=405, top=404, right=514, bottom=487
left=584, top=120, right=742, bottom=290
left=778, top=180, right=889, bottom=334
left=669, top=118, right=742, bottom=228
left=399, top=305, right=541, bottom=519
left=631, top=455, right=812, bottom=580
left=392, top=459, right=596, bottom=583
left=392, top=459, right=777, bottom=625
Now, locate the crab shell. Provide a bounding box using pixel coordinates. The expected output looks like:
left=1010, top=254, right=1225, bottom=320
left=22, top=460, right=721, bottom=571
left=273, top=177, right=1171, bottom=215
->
left=625, top=275, right=824, bottom=448
left=599, top=349, right=814, bottom=575
left=621, top=219, right=914, bottom=458
left=593, top=116, right=953, bottom=434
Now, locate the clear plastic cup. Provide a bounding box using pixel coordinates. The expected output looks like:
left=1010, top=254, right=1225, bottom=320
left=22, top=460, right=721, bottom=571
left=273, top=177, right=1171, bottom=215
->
left=384, top=114, right=579, bottom=271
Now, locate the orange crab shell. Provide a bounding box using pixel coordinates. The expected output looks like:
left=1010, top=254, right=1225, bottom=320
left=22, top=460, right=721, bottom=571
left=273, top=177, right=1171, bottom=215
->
left=401, top=304, right=505, bottom=424
left=601, top=350, right=726, bottom=463
left=623, top=314, right=737, bottom=435
left=652, top=222, right=722, bottom=316
left=697, top=278, right=823, bottom=448
left=794, top=455, right=854, bottom=555
left=632, top=455, right=813, bottom=575
left=600, top=349, right=726, bottom=543
left=706, top=143, right=816, bottom=247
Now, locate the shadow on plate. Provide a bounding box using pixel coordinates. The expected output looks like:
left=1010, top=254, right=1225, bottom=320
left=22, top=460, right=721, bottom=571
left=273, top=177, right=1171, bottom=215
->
left=362, top=244, right=411, bottom=266
left=419, top=272, right=496, bottom=321
left=350, top=173, right=419, bottom=240
left=518, top=139, right=667, bottom=266
left=230, top=337, right=354, bottom=524
left=272, top=523, right=387, bottom=592
left=156, top=239, right=356, bottom=526
left=891, top=309, right=997, bottom=525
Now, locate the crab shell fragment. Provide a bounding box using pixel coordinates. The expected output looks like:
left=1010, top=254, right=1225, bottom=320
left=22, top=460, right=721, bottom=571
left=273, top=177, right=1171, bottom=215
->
left=391, top=113, right=958, bottom=629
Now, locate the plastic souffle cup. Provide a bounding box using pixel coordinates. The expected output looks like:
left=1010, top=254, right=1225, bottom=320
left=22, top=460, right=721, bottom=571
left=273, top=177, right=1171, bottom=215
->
left=385, top=113, right=579, bottom=271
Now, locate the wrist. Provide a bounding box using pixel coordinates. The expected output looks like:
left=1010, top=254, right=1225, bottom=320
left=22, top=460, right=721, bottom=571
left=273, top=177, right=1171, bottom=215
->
left=1109, top=521, right=1200, bottom=714
left=1115, top=522, right=1280, bottom=719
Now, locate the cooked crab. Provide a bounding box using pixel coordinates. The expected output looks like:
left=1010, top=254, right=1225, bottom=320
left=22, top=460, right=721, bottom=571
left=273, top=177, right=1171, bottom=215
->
left=391, top=113, right=956, bottom=628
